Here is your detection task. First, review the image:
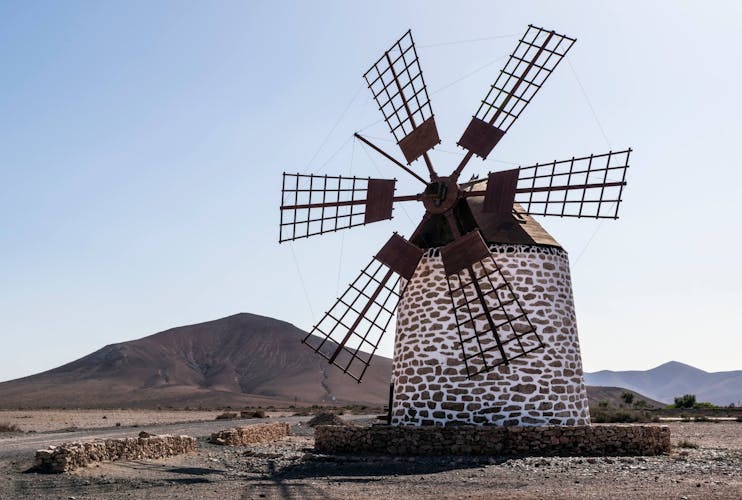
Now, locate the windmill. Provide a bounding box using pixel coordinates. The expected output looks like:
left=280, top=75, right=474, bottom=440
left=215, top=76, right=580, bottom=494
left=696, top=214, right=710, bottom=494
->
left=280, top=26, right=631, bottom=426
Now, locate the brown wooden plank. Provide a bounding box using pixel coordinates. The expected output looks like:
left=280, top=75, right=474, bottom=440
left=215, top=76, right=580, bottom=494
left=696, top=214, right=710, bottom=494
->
left=398, top=116, right=440, bottom=164
left=483, top=169, right=519, bottom=215
left=457, top=117, right=505, bottom=159
left=375, top=233, right=424, bottom=280
left=364, top=179, right=396, bottom=223
left=440, top=231, right=491, bottom=276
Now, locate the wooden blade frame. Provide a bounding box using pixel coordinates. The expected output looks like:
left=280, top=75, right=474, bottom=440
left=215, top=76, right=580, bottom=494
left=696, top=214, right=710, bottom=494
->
left=441, top=232, right=543, bottom=378
left=364, top=30, right=440, bottom=172
left=453, top=25, right=575, bottom=180
left=514, top=149, right=631, bottom=218
left=279, top=173, right=397, bottom=243
left=303, top=234, right=423, bottom=382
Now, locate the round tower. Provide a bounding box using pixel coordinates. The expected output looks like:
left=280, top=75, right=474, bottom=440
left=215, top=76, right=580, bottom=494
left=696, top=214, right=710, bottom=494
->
left=390, top=191, right=591, bottom=426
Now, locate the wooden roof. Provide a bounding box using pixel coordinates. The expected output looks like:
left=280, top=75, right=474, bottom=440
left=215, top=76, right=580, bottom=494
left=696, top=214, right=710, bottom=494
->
left=463, top=179, right=562, bottom=249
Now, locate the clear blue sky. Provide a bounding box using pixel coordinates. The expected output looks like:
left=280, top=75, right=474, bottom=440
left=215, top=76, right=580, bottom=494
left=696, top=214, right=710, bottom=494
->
left=1, top=1, right=740, bottom=382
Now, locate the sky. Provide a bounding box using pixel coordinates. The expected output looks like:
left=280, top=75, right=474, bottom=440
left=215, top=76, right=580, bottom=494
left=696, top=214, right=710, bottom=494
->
left=1, top=0, right=741, bottom=383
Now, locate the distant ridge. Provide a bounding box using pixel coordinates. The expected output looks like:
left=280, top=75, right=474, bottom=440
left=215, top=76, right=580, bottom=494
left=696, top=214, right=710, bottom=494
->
left=1, top=313, right=736, bottom=409
left=585, top=361, right=742, bottom=406
left=0, top=313, right=393, bottom=409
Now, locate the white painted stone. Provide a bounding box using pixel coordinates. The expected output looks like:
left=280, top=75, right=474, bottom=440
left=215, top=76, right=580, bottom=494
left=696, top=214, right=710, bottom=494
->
left=391, top=243, right=590, bottom=427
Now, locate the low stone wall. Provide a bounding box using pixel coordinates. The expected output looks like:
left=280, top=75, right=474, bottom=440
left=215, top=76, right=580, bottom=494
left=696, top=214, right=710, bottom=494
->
left=34, top=433, right=197, bottom=473
left=315, top=425, right=671, bottom=457
left=209, top=422, right=291, bottom=446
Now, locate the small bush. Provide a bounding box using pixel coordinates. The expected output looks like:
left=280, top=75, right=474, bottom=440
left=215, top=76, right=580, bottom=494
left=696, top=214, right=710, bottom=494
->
left=215, top=412, right=238, bottom=420
left=0, top=422, right=21, bottom=433
left=676, top=440, right=699, bottom=449
left=674, top=394, right=697, bottom=409
left=621, top=392, right=634, bottom=405
left=240, top=409, right=267, bottom=419
left=735, top=415, right=742, bottom=422
left=693, top=402, right=716, bottom=409
left=693, top=415, right=713, bottom=422
left=598, top=400, right=609, bottom=408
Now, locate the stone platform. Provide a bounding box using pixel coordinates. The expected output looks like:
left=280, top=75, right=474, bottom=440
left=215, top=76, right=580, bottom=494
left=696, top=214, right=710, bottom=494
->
left=315, top=425, right=670, bottom=457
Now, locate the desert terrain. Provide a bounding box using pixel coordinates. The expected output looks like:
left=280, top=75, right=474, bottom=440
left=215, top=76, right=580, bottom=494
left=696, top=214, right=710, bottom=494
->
left=0, top=412, right=740, bottom=499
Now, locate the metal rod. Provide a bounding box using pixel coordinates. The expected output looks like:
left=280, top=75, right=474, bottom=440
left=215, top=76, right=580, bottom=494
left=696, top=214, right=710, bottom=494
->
left=443, top=211, right=507, bottom=367
left=466, top=263, right=508, bottom=366
left=451, top=31, right=556, bottom=183
left=384, top=51, right=438, bottom=181
left=281, top=193, right=419, bottom=211
left=354, top=133, right=427, bottom=185
left=462, top=180, right=627, bottom=198
left=328, top=267, right=395, bottom=364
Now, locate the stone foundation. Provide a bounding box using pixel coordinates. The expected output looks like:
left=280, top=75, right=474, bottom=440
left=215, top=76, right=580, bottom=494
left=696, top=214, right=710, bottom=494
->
left=393, top=244, right=590, bottom=426
left=315, top=425, right=671, bottom=457
left=209, top=422, right=291, bottom=446
left=34, top=433, right=197, bottom=473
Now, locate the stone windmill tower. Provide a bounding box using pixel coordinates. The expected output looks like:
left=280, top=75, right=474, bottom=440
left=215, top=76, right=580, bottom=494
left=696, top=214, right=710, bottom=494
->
left=279, top=26, right=631, bottom=426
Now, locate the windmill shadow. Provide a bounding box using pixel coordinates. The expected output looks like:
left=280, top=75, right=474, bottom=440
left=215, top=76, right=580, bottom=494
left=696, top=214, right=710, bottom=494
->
left=269, top=453, right=506, bottom=481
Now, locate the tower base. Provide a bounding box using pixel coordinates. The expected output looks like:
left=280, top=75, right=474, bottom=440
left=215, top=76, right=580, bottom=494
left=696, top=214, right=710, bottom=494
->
left=392, top=244, right=590, bottom=427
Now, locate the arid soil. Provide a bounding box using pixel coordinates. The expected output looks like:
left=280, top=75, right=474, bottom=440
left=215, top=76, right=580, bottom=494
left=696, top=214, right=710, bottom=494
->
left=0, top=409, right=296, bottom=433
left=0, top=409, right=226, bottom=433
left=0, top=416, right=740, bottom=499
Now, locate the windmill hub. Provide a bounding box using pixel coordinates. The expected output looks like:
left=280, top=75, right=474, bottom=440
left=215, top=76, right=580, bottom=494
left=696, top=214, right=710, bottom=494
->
left=422, top=177, right=459, bottom=214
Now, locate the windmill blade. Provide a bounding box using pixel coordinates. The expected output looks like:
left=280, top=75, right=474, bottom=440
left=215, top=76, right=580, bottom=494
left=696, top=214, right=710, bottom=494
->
left=440, top=231, right=544, bottom=378
left=513, top=149, right=631, bottom=219
left=364, top=30, right=440, bottom=170
left=303, top=233, right=424, bottom=382
left=457, top=25, right=576, bottom=161
left=280, top=173, right=418, bottom=243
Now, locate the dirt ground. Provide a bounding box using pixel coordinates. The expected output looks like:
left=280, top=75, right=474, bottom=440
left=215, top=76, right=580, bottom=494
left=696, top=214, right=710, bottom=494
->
left=0, top=409, right=295, bottom=433
left=0, top=416, right=740, bottom=499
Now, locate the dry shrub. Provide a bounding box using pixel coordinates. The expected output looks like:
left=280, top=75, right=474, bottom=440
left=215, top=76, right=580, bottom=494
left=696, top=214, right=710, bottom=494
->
left=676, top=440, right=699, bottom=449
left=240, top=409, right=267, bottom=419
left=0, top=422, right=21, bottom=433
left=215, top=412, right=238, bottom=420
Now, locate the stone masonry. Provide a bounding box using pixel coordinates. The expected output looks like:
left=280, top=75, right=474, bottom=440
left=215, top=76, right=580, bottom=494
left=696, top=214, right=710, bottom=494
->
left=393, top=243, right=590, bottom=426
left=315, top=425, right=671, bottom=457
left=34, top=433, right=197, bottom=473
left=209, top=422, right=291, bottom=446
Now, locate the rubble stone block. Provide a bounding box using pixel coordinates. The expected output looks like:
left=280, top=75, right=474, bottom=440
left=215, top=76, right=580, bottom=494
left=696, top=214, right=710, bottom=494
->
left=34, top=434, right=197, bottom=473
left=209, top=422, right=291, bottom=446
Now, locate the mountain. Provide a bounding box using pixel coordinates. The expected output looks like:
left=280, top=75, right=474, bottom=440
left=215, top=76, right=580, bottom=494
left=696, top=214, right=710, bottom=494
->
left=585, top=361, right=742, bottom=406
left=3, top=313, right=734, bottom=410
left=585, top=386, right=665, bottom=408
left=0, top=313, right=393, bottom=409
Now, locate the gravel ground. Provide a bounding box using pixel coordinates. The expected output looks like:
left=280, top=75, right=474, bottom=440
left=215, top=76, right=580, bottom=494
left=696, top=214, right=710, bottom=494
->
left=0, top=420, right=740, bottom=499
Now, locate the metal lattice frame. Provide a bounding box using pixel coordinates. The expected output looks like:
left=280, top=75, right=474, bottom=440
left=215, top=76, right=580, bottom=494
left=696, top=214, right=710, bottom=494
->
left=446, top=254, right=543, bottom=378
left=475, top=25, right=575, bottom=132
left=280, top=173, right=383, bottom=242
left=364, top=30, right=434, bottom=144
left=515, top=149, right=631, bottom=218
left=303, top=257, right=401, bottom=382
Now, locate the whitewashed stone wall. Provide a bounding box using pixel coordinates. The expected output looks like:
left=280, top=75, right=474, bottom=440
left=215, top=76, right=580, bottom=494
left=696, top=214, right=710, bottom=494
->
left=392, top=244, right=590, bottom=427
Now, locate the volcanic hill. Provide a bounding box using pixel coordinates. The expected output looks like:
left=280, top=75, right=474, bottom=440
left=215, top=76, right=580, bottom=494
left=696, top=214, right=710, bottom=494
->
left=0, top=313, right=392, bottom=409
